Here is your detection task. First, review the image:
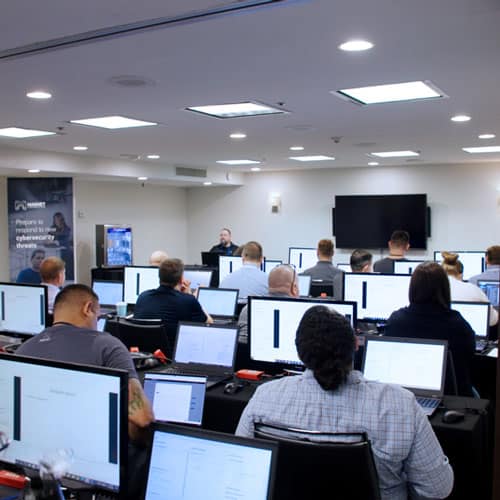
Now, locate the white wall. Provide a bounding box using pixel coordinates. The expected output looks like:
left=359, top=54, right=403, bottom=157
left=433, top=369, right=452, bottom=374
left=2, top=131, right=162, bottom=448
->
left=186, top=162, right=500, bottom=264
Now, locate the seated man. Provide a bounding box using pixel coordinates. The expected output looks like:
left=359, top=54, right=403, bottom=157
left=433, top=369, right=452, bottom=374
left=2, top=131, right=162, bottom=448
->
left=236, top=306, right=453, bottom=500
left=16, top=284, right=154, bottom=442
left=134, top=258, right=211, bottom=332
left=469, top=245, right=500, bottom=285
left=16, top=248, right=45, bottom=284
left=209, top=227, right=239, bottom=256
left=238, top=264, right=299, bottom=343
left=350, top=249, right=373, bottom=272
left=219, top=241, right=268, bottom=302
left=301, top=239, right=344, bottom=300
left=40, top=256, right=65, bottom=313
left=373, top=230, right=410, bottom=273
left=149, top=250, right=169, bottom=267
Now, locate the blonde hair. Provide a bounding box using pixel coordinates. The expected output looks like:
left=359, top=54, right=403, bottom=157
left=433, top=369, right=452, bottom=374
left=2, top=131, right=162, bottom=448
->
left=441, top=251, right=463, bottom=277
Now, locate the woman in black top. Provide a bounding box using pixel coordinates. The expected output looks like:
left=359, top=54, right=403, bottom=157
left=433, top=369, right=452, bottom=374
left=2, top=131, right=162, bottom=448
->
left=384, top=262, right=475, bottom=396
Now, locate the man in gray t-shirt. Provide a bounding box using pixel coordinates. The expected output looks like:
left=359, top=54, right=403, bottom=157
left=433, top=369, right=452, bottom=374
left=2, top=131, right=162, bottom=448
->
left=16, top=284, right=153, bottom=441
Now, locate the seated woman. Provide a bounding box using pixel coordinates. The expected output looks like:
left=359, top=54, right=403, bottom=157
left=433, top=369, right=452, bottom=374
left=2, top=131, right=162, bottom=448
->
left=441, top=251, right=498, bottom=326
left=384, top=262, right=475, bottom=396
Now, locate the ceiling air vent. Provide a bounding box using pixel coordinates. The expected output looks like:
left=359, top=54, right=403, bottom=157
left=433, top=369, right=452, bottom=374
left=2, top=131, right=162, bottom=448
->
left=175, top=167, right=207, bottom=178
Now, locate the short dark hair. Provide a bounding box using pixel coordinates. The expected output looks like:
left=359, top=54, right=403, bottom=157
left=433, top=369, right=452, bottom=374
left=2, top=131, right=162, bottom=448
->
left=242, top=241, right=263, bottom=261
left=409, top=262, right=450, bottom=309
left=31, top=249, right=45, bottom=260
left=317, top=239, right=334, bottom=258
left=486, top=245, right=500, bottom=265
left=295, top=306, right=355, bottom=391
left=350, top=249, right=372, bottom=271
left=390, top=230, right=410, bottom=247
left=159, top=258, right=184, bottom=287
left=53, top=284, right=98, bottom=312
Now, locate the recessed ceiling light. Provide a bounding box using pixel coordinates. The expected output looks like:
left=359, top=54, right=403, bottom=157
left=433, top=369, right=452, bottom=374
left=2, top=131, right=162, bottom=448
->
left=216, top=159, right=261, bottom=165
left=186, top=101, right=287, bottom=118
left=146, top=154, right=160, bottom=159
left=229, top=132, right=247, bottom=139
left=289, top=146, right=304, bottom=151
left=478, top=134, right=495, bottom=140
left=289, top=155, right=335, bottom=161
left=26, top=90, right=52, bottom=99
left=370, top=150, right=419, bottom=158
left=137, top=176, right=148, bottom=181
left=450, top=114, right=471, bottom=122
left=368, top=162, right=379, bottom=166
left=335, top=81, right=444, bottom=105
left=338, top=40, right=374, bottom=52
left=203, top=181, right=213, bottom=186
left=0, top=127, right=56, bottom=138
left=70, top=115, right=157, bottom=129
left=27, top=169, right=40, bottom=173
left=462, top=146, right=500, bottom=153
left=251, top=167, right=261, bottom=172
left=73, top=145, right=88, bottom=151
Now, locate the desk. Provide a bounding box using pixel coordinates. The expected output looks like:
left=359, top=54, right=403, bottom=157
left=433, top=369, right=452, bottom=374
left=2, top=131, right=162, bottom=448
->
left=203, top=381, right=491, bottom=500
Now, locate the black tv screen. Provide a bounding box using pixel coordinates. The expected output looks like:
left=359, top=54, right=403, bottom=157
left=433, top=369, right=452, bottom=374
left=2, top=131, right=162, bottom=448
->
left=334, top=194, right=428, bottom=249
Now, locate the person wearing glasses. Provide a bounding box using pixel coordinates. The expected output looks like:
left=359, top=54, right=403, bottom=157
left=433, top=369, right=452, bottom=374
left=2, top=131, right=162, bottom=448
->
left=237, top=264, right=299, bottom=344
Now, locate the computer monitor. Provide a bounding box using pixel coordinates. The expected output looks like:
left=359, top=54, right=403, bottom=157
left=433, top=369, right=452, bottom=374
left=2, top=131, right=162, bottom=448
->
left=478, top=280, right=499, bottom=308
left=183, top=270, right=213, bottom=291
left=143, top=373, right=207, bottom=426
left=0, top=354, right=127, bottom=493
left=343, top=273, right=411, bottom=322
left=393, top=260, right=426, bottom=275
left=297, top=275, right=311, bottom=296
left=218, top=256, right=243, bottom=283
left=196, top=288, right=239, bottom=318
left=123, top=266, right=159, bottom=304
left=0, top=283, right=47, bottom=337
left=451, top=301, right=490, bottom=338
left=288, top=247, right=317, bottom=273
left=263, top=259, right=283, bottom=273
left=144, top=423, right=277, bottom=500
left=201, top=252, right=219, bottom=268
left=248, top=297, right=357, bottom=372
left=433, top=251, right=485, bottom=281
left=91, top=280, right=124, bottom=307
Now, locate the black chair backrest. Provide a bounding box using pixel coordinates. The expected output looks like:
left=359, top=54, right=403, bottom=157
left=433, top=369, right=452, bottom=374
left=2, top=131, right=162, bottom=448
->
left=115, top=319, right=171, bottom=358
left=254, top=423, right=381, bottom=500
left=309, top=281, right=334, bottom=297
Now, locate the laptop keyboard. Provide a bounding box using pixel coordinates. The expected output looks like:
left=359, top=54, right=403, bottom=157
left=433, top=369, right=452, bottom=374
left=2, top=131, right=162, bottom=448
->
left=416, top=397, right=440, bottom=416
left=475, top=339, right=488, bottom=352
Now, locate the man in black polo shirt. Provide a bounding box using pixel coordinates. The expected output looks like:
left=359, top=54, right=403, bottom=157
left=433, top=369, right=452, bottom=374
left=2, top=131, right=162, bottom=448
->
left=134, top=258, right=211, bottom=331
left=209, top=228, right=239, bottom=256
left=373, top=230, right=410, bottom=274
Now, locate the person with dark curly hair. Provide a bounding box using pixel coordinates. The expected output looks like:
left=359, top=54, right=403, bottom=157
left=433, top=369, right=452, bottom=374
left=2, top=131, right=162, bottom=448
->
left=236, top=306, right=453, bottom=500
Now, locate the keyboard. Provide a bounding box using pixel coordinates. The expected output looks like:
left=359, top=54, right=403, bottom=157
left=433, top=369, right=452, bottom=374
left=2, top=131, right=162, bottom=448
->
left=416, top=397, right=440, bottom=417
left=475, top=339, right=488, bottom=352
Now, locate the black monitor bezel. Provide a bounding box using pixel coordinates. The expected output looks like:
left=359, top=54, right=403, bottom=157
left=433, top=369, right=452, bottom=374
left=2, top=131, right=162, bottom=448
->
left=196, top=287, right=240, bottom=318
left=0, top=353, right=128, bottom=495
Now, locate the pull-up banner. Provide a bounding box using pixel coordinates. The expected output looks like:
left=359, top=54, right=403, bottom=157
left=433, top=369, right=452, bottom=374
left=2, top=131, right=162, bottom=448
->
left=7, top=178, right=75, bottom=283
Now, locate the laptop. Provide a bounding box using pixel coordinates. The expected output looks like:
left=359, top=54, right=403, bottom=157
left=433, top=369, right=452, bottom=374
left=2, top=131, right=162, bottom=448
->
left=197, top=287, right=239, bottom=323
left=91, top=279, right=124, bottom=314
left=451, top=301, right=490, bottom=351
left=143, top=373, right=207, bottom=426
left=297, top=274, right=312, bottom=296
left=362, top=336, right=448, bottom=417
left=144, top=423, right=277, bottom=500
left=161, top=322, right=238, bottom=388
left=478, top=280, right=499, bottom=308
left=183, top=269, right=213, bottom=291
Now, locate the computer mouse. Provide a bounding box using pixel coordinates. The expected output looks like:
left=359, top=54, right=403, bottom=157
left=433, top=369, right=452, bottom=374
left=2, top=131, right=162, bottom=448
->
left=442, top=410, right=465, bottom=424
left=223, top=382, right=244, bottom=395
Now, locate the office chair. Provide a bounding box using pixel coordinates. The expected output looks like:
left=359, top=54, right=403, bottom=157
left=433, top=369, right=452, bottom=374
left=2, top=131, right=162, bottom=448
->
left=115, top=319, right=171, bottom=358
left=254, top=423, right=381, bottom=500
left=309, top=280, right=334, bottom=298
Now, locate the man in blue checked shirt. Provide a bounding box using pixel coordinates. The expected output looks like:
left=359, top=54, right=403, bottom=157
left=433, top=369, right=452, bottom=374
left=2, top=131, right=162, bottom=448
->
left=236, top=306, right=453, bottom=500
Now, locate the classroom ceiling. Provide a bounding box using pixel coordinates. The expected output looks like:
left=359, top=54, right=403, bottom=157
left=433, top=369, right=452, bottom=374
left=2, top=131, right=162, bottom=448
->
left=1, top=0, right=500, bottom=184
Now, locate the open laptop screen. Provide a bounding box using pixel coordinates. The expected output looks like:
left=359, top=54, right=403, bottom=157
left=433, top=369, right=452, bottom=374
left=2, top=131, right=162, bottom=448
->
left=288, top=247, right=316, bottom=273
left=92, top=280, right=123, bottom=307
left=344, top=273, right=411, bottom=321
left=362, top=337, right=447, bottom=394
left=143, top=373, right=206, bottom=426
left=123, top=266, right=158, bottom=304
left=433, top=251, right=485, bottom=281
left=183, top=270, right=213, bottom=291
left=145, top=424, right=276, bottom=500
left=174, top=323, right=238, bottom=369
left=297, top=275, right=311, bottom=296
left=219, top=256, right=243, bottom=283
left=197, top=288, right=238, bottom=317
left=451, top=301, right=490, bottom=338
left=478, top=280, right=499, bottom=307
left=249, top=297, right=357, bottom=368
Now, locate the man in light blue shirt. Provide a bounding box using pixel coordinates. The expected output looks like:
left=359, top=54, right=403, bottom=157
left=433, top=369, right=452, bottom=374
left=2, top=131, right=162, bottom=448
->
left=236, top=306, right=453, bottom=500
left=469, top=245, right=500, bottom=286
left=219, top=241, right=268, bottom=302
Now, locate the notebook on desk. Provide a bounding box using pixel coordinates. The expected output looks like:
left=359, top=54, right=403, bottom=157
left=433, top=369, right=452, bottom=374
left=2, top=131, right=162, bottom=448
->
left=197, top=287, right=239, bottom=323
left=362, top=336, right=448, bottom=417
left=161, top=322, right=238, bottom=388
left=143, top=373, right=207, bottom=426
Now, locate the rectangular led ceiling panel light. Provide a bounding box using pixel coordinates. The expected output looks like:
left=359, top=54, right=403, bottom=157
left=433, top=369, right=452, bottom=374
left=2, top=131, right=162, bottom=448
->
left=186, top=101, right=287, bottom=118
left=462, top=146, right=500, bottom=153
left=0, top=127, right=56, bottom=138
left=335, top=81, right=445, bottom=105
left=216, top=160, right=261, bottom=165
left=370, top=150, right=420, bottom=158
left=70, top=116, right=157, bottom=129
left=289, top=155, right=335, bottom=161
